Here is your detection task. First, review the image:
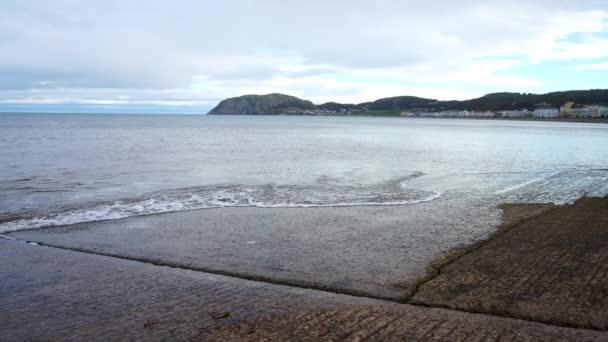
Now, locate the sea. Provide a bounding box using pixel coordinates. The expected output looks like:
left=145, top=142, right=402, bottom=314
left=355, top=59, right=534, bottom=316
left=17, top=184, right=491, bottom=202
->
left=2, top=113, right=608, bottom=233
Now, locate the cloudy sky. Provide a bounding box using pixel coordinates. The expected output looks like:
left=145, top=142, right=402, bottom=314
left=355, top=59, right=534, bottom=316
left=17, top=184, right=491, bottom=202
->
left=1, top=0, right=608, bottom=113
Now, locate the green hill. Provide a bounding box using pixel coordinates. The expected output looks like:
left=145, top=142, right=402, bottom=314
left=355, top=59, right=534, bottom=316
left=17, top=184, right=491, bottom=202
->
left=208, top=89, right=608, bottom=115
left=208, top=93, right=314, bottom=115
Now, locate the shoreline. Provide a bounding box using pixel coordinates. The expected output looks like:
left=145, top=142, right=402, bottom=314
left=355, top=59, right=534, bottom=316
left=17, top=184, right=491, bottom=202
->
left=5, top=111, right=608, bottom=124
left=210, top=112, right=608, bottom=123
left=316, top=115, right=608, bottom=123
left=402, top=116, right=608, bottom=124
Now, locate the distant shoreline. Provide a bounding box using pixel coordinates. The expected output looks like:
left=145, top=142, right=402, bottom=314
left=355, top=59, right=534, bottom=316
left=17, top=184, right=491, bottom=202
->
left=4, top=111, right=608, bottom=124
left=221, top=113, right=608, bottom=124
left=395, top=116, right=608, bottom=124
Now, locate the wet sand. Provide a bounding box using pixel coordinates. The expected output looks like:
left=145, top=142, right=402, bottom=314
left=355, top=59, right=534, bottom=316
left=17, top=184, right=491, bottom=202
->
left=2, top=197, right=608, bottom=340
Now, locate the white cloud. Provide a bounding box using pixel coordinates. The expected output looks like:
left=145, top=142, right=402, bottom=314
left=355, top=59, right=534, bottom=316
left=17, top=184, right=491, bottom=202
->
left=0, top=0, right=607, bottom=106
left=575, top=61, right=608, bottom=71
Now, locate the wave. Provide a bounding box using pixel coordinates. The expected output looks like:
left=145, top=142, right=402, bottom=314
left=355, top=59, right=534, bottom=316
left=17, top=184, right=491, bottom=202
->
left=494, top=177, right=546, bottom=194
left=0, top=174, right=441, bottom=233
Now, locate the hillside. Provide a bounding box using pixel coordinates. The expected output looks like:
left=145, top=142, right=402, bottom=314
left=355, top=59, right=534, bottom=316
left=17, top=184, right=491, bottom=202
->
left=367, top=90, right=608, bottom=112
left=208, top=93, right=314, bottom=115
left=208, top=90, right=608, bottom=115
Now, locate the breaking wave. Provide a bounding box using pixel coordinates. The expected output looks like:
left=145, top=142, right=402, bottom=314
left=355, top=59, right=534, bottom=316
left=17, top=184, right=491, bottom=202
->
left=0, top=173, right=441, bottom=233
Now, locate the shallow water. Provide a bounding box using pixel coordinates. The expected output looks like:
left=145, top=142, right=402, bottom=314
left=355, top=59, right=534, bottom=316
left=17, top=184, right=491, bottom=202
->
left=1, top=114, right=608, bottom=232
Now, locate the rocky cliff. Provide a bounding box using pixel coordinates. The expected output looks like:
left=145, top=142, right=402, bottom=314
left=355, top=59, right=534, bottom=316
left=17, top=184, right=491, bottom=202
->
left=208, top=93, right=314, bottom=115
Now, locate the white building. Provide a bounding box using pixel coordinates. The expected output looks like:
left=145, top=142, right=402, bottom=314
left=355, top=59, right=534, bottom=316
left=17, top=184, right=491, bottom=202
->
left=467, top=111, right=495, bottom=118
left=571, top=106, right=592, bottom=118
left=435, top=110, right=460, bottom=117
left=571, top=105, right=608, bottom=118
left=498, top=109, right=529, bottom=118
left=533, top=103, right=559, bottom=118
left=418, top=111, right=459, bottom=117
left=586, top=105, right=608, bottom=118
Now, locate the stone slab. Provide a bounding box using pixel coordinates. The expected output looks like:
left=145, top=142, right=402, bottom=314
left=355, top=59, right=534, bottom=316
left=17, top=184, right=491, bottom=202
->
left=199, top=305, right=606, bottom=341
left=411, top=197, right=608, bottom=331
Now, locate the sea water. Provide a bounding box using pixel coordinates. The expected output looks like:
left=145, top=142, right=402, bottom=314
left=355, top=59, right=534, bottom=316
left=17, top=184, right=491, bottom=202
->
left=2, top=113, right=608, bottom=232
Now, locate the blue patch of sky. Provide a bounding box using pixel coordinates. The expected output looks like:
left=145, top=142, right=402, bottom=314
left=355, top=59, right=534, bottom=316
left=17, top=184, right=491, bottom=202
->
left=556, top=32, right=588, bottom=44
left=322, top=56, right=608, bottom=99
left=501, top=59, right=608, bottom=92
left=598, top=32, right=608, bottom=39
left=470, top=55, right=526, bottom=62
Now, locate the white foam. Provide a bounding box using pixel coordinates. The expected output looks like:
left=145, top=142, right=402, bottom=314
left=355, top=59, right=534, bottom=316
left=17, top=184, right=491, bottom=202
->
left=494, top=177, right=545, bottom=195
left=0, top=187, right=442, bottom=233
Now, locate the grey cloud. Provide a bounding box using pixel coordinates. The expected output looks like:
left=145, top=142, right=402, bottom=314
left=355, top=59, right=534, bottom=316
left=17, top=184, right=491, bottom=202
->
left=203, top=64, right=282, bottom=81
left=284, top=67, right=340, bottom=78
left=0, top=0, right=606, bottom=102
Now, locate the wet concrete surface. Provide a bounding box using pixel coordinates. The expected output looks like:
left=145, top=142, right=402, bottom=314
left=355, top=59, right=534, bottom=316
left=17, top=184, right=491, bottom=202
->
left=2, top=239, right=606, bottom=341
left=411, top=197, right=608, bottom=330
left=0, top=239, right=384, bottom=341
left=9, top=192, right=505, bottom=300
left=6, top=169, right=608, bottom=301
left=198, top=306, right=606, bottom=341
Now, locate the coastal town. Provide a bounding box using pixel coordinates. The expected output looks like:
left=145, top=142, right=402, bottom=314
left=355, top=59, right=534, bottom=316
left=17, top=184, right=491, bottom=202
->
left=298, top=101, right=608, bottom=118
left=208, top=91, right=608, bottom=118
left=400, top=101, right=608, bottom=119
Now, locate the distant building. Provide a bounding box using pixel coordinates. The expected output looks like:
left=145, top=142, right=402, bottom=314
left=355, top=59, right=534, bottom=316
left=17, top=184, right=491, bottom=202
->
left=400, top=111, right=416, bottom=117
left=571, top=105, right=608, bottom=118
left=467, top=111, right=495, bottom=118
left=533, top=103, right=559, bottom=118
left=590, top=105, right=608, bottom=118
left=427, top=110, right=469, bottom=117
left=570, top=105, right=591, bottom=118
left=581, top=105, right=608, bottom=118
left=498, top=109, right=529, bottom=118
left=436, top=110, right=460, bottom=117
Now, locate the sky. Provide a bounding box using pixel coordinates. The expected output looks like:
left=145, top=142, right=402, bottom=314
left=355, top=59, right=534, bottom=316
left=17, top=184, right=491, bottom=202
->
left=1, top=0, right=608, bottom=114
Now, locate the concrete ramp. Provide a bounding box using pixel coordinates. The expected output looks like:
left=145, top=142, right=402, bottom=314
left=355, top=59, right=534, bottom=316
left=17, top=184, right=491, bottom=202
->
left=411, top=197, right=608, bottom=330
